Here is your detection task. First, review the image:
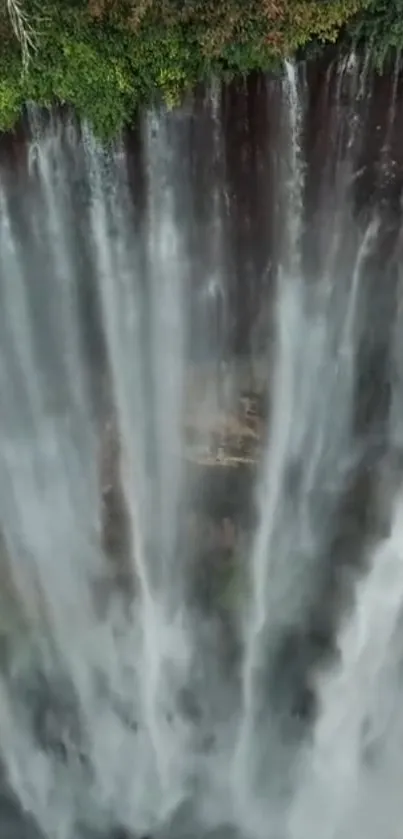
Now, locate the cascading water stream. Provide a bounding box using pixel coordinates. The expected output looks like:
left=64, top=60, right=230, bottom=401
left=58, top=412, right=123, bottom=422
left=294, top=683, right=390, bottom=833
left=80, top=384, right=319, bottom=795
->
left=0, top=51, right=402, bottom=839
left=82, top=117, right=194, bottom=825
left=287, top=415, right=403, bottom=839
left=231, top=59, right=379, bottom=834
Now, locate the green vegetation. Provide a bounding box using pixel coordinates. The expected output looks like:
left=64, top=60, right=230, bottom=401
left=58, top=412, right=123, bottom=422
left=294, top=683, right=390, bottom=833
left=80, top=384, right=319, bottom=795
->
left=348, top=0, right=403, bottom=68
left=0, top=0, right=400, bottom=138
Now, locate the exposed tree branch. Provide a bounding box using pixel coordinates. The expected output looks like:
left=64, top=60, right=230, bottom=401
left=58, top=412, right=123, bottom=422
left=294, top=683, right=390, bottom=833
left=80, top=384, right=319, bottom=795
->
left=5, top=0, right=36, bottom=72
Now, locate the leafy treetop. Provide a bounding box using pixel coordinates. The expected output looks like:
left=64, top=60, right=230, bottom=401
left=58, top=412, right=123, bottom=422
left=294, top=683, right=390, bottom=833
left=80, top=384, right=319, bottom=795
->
left=0, top=0, right=397, bottom=138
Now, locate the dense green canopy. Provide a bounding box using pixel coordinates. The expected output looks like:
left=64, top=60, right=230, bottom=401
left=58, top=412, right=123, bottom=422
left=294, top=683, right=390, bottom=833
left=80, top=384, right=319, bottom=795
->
left=0, top=0, right=400, bottom=137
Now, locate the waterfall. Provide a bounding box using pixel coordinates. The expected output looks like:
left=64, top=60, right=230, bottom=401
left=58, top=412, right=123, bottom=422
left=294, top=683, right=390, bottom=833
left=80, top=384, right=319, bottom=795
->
left=287, top=488, right=403, bottom=839
left=0, top=52, right=402, bottom=839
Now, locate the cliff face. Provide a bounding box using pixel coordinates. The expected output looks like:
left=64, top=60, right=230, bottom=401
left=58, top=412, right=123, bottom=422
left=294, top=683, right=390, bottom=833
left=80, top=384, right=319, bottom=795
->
left=98, top=365, right=263, bottom=602
left=182, top=369, right=266, bottom=467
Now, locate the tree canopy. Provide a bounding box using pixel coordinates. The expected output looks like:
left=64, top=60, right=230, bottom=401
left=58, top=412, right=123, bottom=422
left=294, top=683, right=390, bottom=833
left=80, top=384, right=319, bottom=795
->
left=0, top=0, right=398, bottom=138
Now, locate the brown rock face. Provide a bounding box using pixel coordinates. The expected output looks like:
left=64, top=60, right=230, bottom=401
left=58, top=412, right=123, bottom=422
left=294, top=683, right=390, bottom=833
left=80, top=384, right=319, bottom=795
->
left=96, top=366, right=265, bottom=607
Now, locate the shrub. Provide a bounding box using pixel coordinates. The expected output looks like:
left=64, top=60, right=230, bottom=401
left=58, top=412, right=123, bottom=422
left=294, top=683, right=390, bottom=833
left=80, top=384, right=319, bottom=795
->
left=0, top=0, right=376, bottom=137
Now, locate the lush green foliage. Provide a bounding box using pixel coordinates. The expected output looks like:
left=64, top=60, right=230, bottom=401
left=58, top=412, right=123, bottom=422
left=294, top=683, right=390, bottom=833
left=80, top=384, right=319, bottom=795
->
left=0, top=0, right=391, bottom=137
left=348, top=0, right=403, bottom=68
